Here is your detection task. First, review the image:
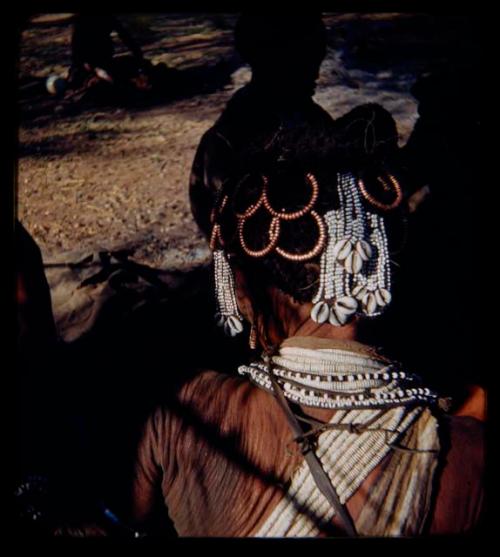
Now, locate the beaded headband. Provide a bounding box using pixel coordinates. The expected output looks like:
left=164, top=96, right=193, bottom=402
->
left=210, top=170, right=402, bottom=337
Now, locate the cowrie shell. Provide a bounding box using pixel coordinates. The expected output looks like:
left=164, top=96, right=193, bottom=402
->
left=214, top=312, right=225, bottom=327
left=225, top=315, right=243, bottom=336
left=375, top=288, right=392, bottom=306
left=332, top=238, right=353, bottom=261
left=228, top=315, right=243, bottom=332
left=355, top=240, right=373, bottom=261
left=334, top=296, right=358, bottom=317
left=344, top=251, right=363, bottom=274
left=328, top=306, right=345, bottom=326
left=362, top=292, right=378, bottom=315
left=223, top=321, right=234, bottom=336
left=351, top=284, right=368, bottom=300
left=311, top=301, right=330, bottom=324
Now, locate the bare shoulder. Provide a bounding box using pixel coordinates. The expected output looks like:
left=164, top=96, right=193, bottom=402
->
left=176, top=369, right=281, bottom=436
left=142, top=371, right=230, bottom=429
left=444, top=415, right=485, bottom=476
left=176, top=369, right=260, bottom=414
left=144, top=370, right=267, bottom=437
left=177, top=369, right=245, bottom=399
left=429, top=415, right=485, bottom=534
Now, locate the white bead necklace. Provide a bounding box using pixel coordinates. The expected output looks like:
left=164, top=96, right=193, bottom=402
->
left=238, top=346, right=437, bottom=410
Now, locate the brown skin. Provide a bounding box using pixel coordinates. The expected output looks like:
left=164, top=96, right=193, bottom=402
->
left=235, top=264, right=376, bottom=432
left=233, top=264, right=485, bottom=534
left=454, top=385, right=487, bottom=422
left=234, top=265, right=359, bottom=347
left=128, top=265, right=483, bottom=535
left=128, top=259, right=483, bottom=536
left=210, top=267, right=380, bottom=531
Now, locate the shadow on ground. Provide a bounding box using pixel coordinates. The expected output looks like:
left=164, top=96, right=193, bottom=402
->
left=14, top=257, right=254, bottom=537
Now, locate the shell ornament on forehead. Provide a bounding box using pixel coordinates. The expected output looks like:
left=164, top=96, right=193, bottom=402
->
left=210, top=170, right=402, bottom=337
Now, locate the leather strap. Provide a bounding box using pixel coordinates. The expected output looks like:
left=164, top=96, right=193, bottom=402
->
left=267, top=361, right=358, bottom=537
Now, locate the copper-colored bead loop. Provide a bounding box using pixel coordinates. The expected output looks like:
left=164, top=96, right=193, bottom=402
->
left=209, top=223, right=222, bottom=250
left=275, top=210, right=326, bottom=261
left=262, top=172, right=320, bottom=221
left=232, top=172, right=327, bottom=260
left=234, top=175, right=267, bottom=219
left=238, top=216, right=281, bottom=258
left=219, top=194, right=229, bottom=213
left=210, top=194, right=230, bottom=250
left=358, top=173, right=403, bottom=211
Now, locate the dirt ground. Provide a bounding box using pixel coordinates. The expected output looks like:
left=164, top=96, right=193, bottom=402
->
left=18, top=13, right=470, bottom=273
left=17, top=14, right=240, bottom=272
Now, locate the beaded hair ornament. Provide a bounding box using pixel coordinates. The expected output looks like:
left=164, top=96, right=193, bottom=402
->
left=210, top=170, right=402, bottom=336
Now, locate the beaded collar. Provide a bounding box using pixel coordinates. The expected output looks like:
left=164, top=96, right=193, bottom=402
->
left=238, top=337, right=438, bottom=410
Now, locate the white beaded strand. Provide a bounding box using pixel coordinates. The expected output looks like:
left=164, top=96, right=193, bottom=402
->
left=238, top=346, right=437, bottom=410
left=213, top=249, right=244, bottom=337
left=310, top=172, right=393, bottom=327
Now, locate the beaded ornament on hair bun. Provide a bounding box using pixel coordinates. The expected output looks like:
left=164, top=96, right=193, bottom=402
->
left=237, top=173, right=327, bottom=262
left=311, top=172, right=398, bottom=325
left=210, top=169, right=402, bottom=337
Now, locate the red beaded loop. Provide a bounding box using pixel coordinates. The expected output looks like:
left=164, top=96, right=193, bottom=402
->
left=358, top=173, right=403, bottom=211
left=234, top=175, right=266, bottom=219
left=235, top=172, right=327, bottom=260
left=275, top=211, right=327, bottom=261
left=262, top=172, right=319, bottom=221
left=209, top=223, right=222, bottom=250
left=238, top=216, right=281, bottom=258
left=209, top=194, right=230, bottom=250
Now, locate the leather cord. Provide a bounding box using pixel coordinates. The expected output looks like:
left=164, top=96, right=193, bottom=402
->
left=265, top=354, right=358, bottom=537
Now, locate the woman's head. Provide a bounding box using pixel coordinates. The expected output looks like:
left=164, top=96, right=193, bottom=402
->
left=234, top=14, right=327, bottom=97
left=209, top=104, right=406, bottom=347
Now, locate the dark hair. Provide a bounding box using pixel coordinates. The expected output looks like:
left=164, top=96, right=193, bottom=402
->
left=234, top=14, right=326, bottom=68
left=216, top=103, right=406, bottom=304
left=234, top=14, right=327, bottom=93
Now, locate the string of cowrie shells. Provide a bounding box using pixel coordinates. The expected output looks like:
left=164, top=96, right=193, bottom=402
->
left=213, top=248, right=244, bottom=337
left=311, top=172, right=393, bottom=326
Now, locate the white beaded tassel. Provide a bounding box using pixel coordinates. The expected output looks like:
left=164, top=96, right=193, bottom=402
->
left=213, top=249, right=244, bottom=337
left=312, top=210, right=345, bottom=303
left=311, top=172, right=393, bottom=325
left=354, top=213, right=392, bottom=317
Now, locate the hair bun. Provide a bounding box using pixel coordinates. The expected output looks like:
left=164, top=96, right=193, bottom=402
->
left=333, top=103, right=400, bottom=170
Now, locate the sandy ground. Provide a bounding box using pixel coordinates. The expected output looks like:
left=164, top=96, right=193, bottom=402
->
left=17, top=14, right=466, bottom=272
